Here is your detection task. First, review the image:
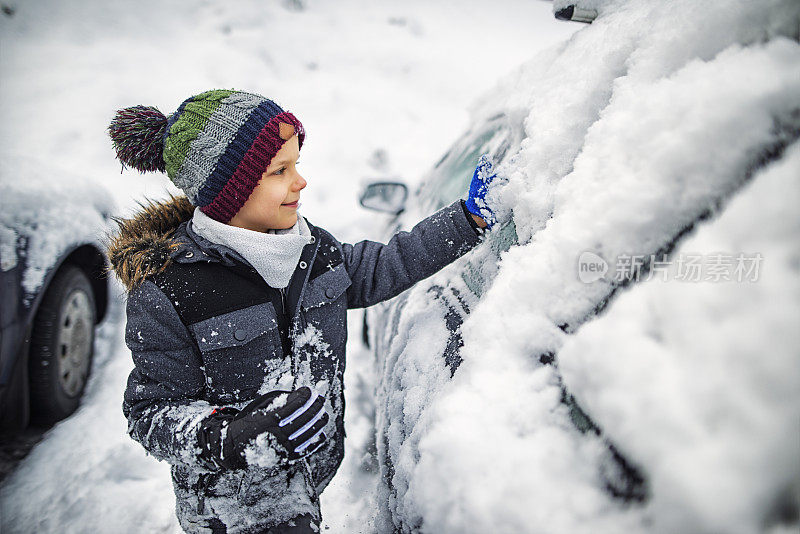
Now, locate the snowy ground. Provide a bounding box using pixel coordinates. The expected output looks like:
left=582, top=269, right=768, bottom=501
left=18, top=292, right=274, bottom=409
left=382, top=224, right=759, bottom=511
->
left=0, top=1, right=577, bottom=532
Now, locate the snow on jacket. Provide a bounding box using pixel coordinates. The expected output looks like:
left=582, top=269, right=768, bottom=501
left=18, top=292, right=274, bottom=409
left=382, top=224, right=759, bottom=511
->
left=106, top=194, right=482, bottom=533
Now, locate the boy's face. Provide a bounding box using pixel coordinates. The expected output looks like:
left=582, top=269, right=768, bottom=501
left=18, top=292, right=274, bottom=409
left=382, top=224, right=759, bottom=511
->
left=229, top=128, right=306, bottom=232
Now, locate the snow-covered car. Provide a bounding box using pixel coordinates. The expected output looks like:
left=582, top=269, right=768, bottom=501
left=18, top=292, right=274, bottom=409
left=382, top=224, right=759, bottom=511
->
left=0, top=156, right=116, bottom=430
left=360, top=1, right=800, bottom=532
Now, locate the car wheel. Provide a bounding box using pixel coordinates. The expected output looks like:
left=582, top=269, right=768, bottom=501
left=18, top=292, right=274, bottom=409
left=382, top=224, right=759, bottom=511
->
left=28, top=265, right=96, bottom=424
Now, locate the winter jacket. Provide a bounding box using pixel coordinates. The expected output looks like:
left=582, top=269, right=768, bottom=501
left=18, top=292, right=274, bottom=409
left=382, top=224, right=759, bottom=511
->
left=107, top=194, right=483, bottom=533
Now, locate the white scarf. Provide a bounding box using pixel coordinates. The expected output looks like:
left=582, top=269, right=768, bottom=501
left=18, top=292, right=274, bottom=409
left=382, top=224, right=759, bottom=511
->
left=189, top=207, right=312, bottom=289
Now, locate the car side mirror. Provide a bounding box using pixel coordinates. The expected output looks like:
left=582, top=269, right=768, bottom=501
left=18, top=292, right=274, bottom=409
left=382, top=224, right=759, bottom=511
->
left=359, top=181, right=408, bottom=215
left=554, top=4, right=597, bottom=23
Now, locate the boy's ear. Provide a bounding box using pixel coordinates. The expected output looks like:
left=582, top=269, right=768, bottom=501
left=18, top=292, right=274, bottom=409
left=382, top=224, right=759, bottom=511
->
left=279, top=122, right=296, bottom=141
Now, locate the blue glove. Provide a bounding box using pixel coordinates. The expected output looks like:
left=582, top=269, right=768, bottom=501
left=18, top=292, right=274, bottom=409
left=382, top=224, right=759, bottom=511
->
left=464, top=154, right=499, bottom=229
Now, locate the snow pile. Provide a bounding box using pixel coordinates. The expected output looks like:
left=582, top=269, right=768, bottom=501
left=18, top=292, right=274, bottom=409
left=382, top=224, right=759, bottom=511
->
left=0, top=152, right=116, bottom=295
left=373, top=0, right=800, bottom=532
left=558, top=143, right=800, bottom=534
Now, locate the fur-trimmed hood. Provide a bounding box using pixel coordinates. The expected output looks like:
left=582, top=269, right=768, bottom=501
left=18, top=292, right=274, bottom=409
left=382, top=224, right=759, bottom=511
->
left=105, top=194, right=195, bottom=291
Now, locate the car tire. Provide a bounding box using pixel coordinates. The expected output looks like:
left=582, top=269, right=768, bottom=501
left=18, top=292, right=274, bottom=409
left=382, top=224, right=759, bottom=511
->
left=28, top=265, right=96, bottom=424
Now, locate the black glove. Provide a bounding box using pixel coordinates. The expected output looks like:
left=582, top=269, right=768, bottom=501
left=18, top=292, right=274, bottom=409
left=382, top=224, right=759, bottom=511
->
left=198, top=386, right=329, bottom=470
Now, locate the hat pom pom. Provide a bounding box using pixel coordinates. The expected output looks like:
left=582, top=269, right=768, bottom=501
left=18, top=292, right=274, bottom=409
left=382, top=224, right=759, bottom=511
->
left=108, top=105, right=168, bottom=173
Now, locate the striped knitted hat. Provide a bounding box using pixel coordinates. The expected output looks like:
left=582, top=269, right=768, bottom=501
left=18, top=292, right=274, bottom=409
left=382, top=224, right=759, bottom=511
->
left=108, top=89, right=305, bottom=223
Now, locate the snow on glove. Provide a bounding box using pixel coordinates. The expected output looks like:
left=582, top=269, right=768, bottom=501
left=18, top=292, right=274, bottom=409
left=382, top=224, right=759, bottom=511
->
left=464, top=154, right=500, bottom=229
left=198, top=386, right=329, bottom=470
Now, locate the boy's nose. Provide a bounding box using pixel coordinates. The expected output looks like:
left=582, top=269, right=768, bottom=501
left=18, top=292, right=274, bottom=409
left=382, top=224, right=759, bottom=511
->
left=294, top=172, right=307, bottom=191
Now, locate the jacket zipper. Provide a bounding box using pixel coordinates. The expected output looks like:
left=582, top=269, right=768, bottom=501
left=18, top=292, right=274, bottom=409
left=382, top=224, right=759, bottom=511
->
left=280, top=287, right=298, bottom=380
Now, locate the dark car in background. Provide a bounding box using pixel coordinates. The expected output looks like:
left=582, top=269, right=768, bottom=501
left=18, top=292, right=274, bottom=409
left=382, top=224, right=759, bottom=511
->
left=0, top=159, right=115, bottom=431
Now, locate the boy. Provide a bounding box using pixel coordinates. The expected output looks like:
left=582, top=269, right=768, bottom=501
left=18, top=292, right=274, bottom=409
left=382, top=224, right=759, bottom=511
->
left=106, top=89, right=499, bottom=533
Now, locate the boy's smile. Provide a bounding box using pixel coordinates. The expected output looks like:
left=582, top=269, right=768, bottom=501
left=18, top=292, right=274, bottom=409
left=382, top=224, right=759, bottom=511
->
left=229, top=127, right=306, bottom=233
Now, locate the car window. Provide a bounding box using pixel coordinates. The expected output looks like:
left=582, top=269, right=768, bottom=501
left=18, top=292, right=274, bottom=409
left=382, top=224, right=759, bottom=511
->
left=419, top=113, right=523, bottom=212
left=417, top=113, right=526, bottom=299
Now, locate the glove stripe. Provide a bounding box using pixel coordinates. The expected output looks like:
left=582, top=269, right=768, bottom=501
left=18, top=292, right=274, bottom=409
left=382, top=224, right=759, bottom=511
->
left=295, top=427, right=326, bottom=453
left=279, top=392, right=318, bottom=427
left=288, top=406, right=326, bottom=441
